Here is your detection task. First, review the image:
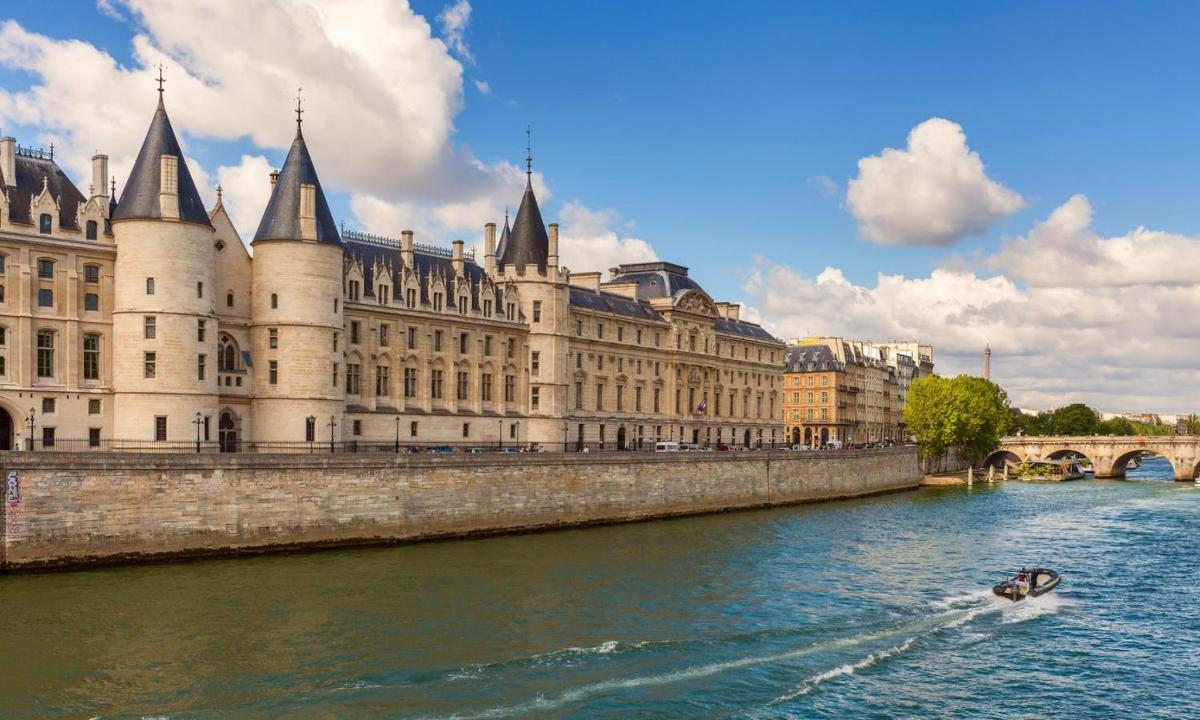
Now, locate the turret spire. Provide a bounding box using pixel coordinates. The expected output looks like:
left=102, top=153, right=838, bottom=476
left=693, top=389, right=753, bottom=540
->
left=294, top=87, right=304, bottom=132
left=253, top=103, right=340, bottom=245
left=155, top=63, right=166, bottom=107
left=525, top=125, right=532, bottom=176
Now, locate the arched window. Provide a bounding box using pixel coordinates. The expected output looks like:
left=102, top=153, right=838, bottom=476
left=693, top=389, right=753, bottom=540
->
left=226, top=291, right=234, bottom=308
left=39, top=213, right=52, bottom=234
left=270, top=293, right=278, bottom=309
left=85, top=220, right=98, bottom=240
left=218, top=335, right=239, bottom=372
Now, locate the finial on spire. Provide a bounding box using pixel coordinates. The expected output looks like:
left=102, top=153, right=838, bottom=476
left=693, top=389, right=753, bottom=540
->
left=155, top=63, right=166, bottom=97
left=294, top=87, right=304, bottom=129
left=504, top=206, right=509, bottom=224
left=525, top=125, right=532, bottom=175
left=216, top=184, right=223, bottom=201
left=111, top=176, right=116, bottom=196
left=48, top=142, right=54, bottom=160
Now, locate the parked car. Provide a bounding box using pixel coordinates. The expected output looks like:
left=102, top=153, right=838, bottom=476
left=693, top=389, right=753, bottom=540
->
left=467, top=447, right=488, bottom=454
left=426, top=446, right=454, bottom=454
left=655, top=441, right=680, bottom=452
left=498, top=447, right=520, bottom=453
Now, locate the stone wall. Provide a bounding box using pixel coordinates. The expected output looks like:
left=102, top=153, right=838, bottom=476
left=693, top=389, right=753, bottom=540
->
left=1, top=446, right=920, bottom=571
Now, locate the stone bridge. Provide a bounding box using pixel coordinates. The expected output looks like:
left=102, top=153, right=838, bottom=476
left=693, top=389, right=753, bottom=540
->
left=990, top=436, right=1200, bottom=481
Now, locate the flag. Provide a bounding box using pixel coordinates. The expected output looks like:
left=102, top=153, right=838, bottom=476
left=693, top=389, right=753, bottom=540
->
left=696, top=399, right=707, bottom=414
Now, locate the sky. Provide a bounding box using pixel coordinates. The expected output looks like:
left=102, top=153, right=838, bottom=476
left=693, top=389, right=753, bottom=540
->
left=1, top=0, right=1198, bottom=414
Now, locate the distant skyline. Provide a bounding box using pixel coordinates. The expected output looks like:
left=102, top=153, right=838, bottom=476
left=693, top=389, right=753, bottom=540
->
left=1, top=1, right=1197, bottom=413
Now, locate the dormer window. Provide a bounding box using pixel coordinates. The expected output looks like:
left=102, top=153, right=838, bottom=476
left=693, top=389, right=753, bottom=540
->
left=405, top=288, right=416, bottom=308
left=348, top=281, right=359, bottom=301
left=86, top=220, right=98, bottom=240
left=377, top=285, right=388, bottom=305
left=433, top=292, right=443, bottom=312
left=39, top=213, right=52, bottom=234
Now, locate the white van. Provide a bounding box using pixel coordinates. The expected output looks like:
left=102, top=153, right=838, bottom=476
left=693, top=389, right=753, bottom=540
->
left=655, top=441, right=680, bottom=453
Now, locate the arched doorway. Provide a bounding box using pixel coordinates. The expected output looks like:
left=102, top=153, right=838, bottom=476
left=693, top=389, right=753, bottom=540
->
left=791, top=427, right=800, bottom=446
left=820, top=428, right=830, bottom=446
left=219, top=410, right=240, bottom=453
left=0, top=408, right=12, bottom=450
left=804, top=427, right=812, bottom=446
left=617, top=426, right=627, bottom=451
left=743, top=429, right=751, bottom=448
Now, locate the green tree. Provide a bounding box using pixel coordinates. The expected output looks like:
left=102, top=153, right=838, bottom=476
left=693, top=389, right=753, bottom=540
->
left=1011, top=410, right=1051, bottom=436
left=1050, top=403, right=1100, bottom=436
left=1186, top=414, right=1200, bottom=435
left=904, top=375, right=1011, bottom=465
left=1098, top=417, right=1134, bottom=435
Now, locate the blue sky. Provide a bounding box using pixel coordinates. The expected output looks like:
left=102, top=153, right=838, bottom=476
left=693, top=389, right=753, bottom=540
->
left=2, top=1, right=1198, bottom=412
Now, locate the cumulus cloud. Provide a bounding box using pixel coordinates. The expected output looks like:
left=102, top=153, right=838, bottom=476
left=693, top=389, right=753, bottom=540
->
left=473, top=79, right=492, bottom=95
left=556, top=202, right=657, bottom=276
left=743, top=196, right=1200, bottom=413
left=215, top=155, right=276, bottom=239
left=988, top=194, right=1200, bottom=288
left=0, top=0, right=536, bottom=244
left=846, top=118, right=1024, bottom=246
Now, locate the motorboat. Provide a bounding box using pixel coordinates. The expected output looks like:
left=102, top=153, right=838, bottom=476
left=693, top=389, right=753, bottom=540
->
left=993, top=567, right=1060, bottom=602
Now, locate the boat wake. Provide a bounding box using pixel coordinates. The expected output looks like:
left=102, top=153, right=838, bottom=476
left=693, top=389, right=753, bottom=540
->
left=768, top=635, right=918, bottom=703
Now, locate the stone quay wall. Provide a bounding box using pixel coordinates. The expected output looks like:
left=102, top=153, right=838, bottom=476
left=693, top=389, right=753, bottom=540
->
left=1, top=447, right=920, bottom=571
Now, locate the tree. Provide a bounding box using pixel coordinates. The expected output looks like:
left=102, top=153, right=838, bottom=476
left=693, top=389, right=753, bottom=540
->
left=1011, top=410, right=1051, bottom=436
left=904, top=375, right=1011, bottom=465
left=1051, top=403, right=1100, bottom=436
left=1098, top=416, right=1135, bottom=436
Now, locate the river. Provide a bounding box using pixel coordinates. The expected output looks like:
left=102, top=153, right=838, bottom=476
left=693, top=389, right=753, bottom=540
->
left=2, top=457, right=1197, bottom=719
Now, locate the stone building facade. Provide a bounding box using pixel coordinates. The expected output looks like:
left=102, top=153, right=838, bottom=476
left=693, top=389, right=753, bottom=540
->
left=782, top=337, right=929, bottom=447
left=0, top=89, right=782, bottom=451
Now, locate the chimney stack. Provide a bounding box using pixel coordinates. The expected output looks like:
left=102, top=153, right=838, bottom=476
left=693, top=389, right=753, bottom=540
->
left=483, top=222, right=496, bottom=277
left=91, top=154, right=109, bottom=200
left=451, top=239, right=465, bottom=275
left=400, top=230, right=414, bottom=268
left=0, top=136, right=14, bottom=187
left=158, top=154, right=179, bottom=219
left=548, top=222, right=559, bottom=269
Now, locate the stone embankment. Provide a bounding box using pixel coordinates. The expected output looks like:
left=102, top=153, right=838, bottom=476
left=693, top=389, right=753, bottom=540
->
left=1, top=447, right=920, bottom=571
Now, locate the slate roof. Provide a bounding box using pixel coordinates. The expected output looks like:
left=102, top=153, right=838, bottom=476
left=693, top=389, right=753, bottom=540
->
left=607, top=261, right=703, bottom=300
left=113, top=96, right=212, bottom=227
left=784, top=344, right=842, bottom=373
left=253, top=126, right=341, bottom=245
left=498, top=176, right=548, bottom=273
left=1, top=151, right=87, bottom=231
left=494, top=213, right=510, bottom=260
left=568, top=287, right=665, bottom=322
left=344, top=234, right=503, bottom=312
left=715, top=318, right=777, bottom=341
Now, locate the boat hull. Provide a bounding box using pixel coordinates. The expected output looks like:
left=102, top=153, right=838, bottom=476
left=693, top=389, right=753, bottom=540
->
left=993, top=568, right=1060, bottom=602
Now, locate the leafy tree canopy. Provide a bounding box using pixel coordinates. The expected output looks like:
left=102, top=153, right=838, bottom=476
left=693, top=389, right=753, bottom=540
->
left=904, top=375, right=1010, bottom=463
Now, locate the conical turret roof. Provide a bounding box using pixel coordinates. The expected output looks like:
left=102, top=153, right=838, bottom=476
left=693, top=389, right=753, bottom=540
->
left=495, top=210, right=511, bottom=260
left=113, top=96, right=212, bottom=227
left=498, top=175, right=547, bottom=273
left=253, top=126, right=341, bottom=245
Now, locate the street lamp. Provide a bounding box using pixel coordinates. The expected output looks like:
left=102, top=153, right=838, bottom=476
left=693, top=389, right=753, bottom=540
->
left=306, top=415, right=316, bottom=453
left=395, top=416, right=401, bottom=454
left=498, top=418, right=503, bottom=450
left=327, top=415, right=337, bottom=453
left=562, top=422, right=568, bottom=453
left=24, top=407, right=36, bottom=452
left=514, top=420, right=520, bottom=451
left=192, top=411, right=203, bottom=453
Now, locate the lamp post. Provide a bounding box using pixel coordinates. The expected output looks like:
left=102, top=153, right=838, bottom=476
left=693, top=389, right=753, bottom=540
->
left=498, top=419, right=503, bottom=450
left=514, top=420, right=520, bottom=451
left=192, top=411, right=203, bottom=453
left=306, top=415, right=316, bottom=453
left=562, top=422, right=568, bottom=453
left=327, top=415, right=337, bottom=453
left=24, top=407, right=36, bottom=452
left=395, top=416, right=401, bottom=454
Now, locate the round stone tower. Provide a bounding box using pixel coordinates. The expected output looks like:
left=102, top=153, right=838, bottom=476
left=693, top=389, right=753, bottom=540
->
left=111, top=90, right=219, bottom=443
left=249, top=116, right=345, bottom=445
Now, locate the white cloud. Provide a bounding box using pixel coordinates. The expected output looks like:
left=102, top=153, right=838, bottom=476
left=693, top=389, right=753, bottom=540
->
left=473, top=78, right=492, bottom=95
left=0, top=0, right=534, bottom=243
left=96, top=0, right=126, bottom=21
left=437, top=0, right=473, bottom=64
left=215, top=155, right=276, bottom=240
left=556, top=202, right=657, bottom=276
left=988, top=193, right=1200, bottom=288
left=743, top=196, right=1200, bottom=413
left=846, top=118, right=1024, bottom=246
left=807, top=174, right=838, bottom=198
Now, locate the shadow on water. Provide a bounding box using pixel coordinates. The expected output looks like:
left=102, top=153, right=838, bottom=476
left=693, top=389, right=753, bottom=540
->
left=2, top=472, right=1198, bottom=719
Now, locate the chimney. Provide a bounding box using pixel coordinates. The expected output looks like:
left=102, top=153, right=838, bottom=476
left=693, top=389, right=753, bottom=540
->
left=483, top=222, right=496, bottom=277
left=568, top=271, right=602, bottom=292
left=400, top=229, right=414, bottom=268
left=548, top=222, right=559, bottom=269
left=87, top=154, right=108, bottom=202
left=0, top=136, right=14, bottom=186
left=726, top=303, right=740, bottom=322
left=451, top=239, right=465, bottom=275
left=299, top=183, right=317, bottom=240
left=269, top=170, right=280, bottom=187
left=158, top=154, right=179, bottom=220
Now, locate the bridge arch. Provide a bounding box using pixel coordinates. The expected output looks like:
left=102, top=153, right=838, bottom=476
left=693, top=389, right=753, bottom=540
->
left=984, top=449, right=1023, bottom=468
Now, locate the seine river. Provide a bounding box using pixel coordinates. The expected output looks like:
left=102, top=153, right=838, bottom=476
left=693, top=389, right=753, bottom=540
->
left=2, top=458, right=1198, bottom=719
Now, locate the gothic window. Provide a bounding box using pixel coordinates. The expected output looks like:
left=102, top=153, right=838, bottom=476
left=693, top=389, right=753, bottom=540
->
left=219, top=335, right=238, bottom=372
left=226, top=291, right=234, bottom=307
left=39, top=213, right=52, bottom=234
left=85, top=218, right=97, bottom=239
